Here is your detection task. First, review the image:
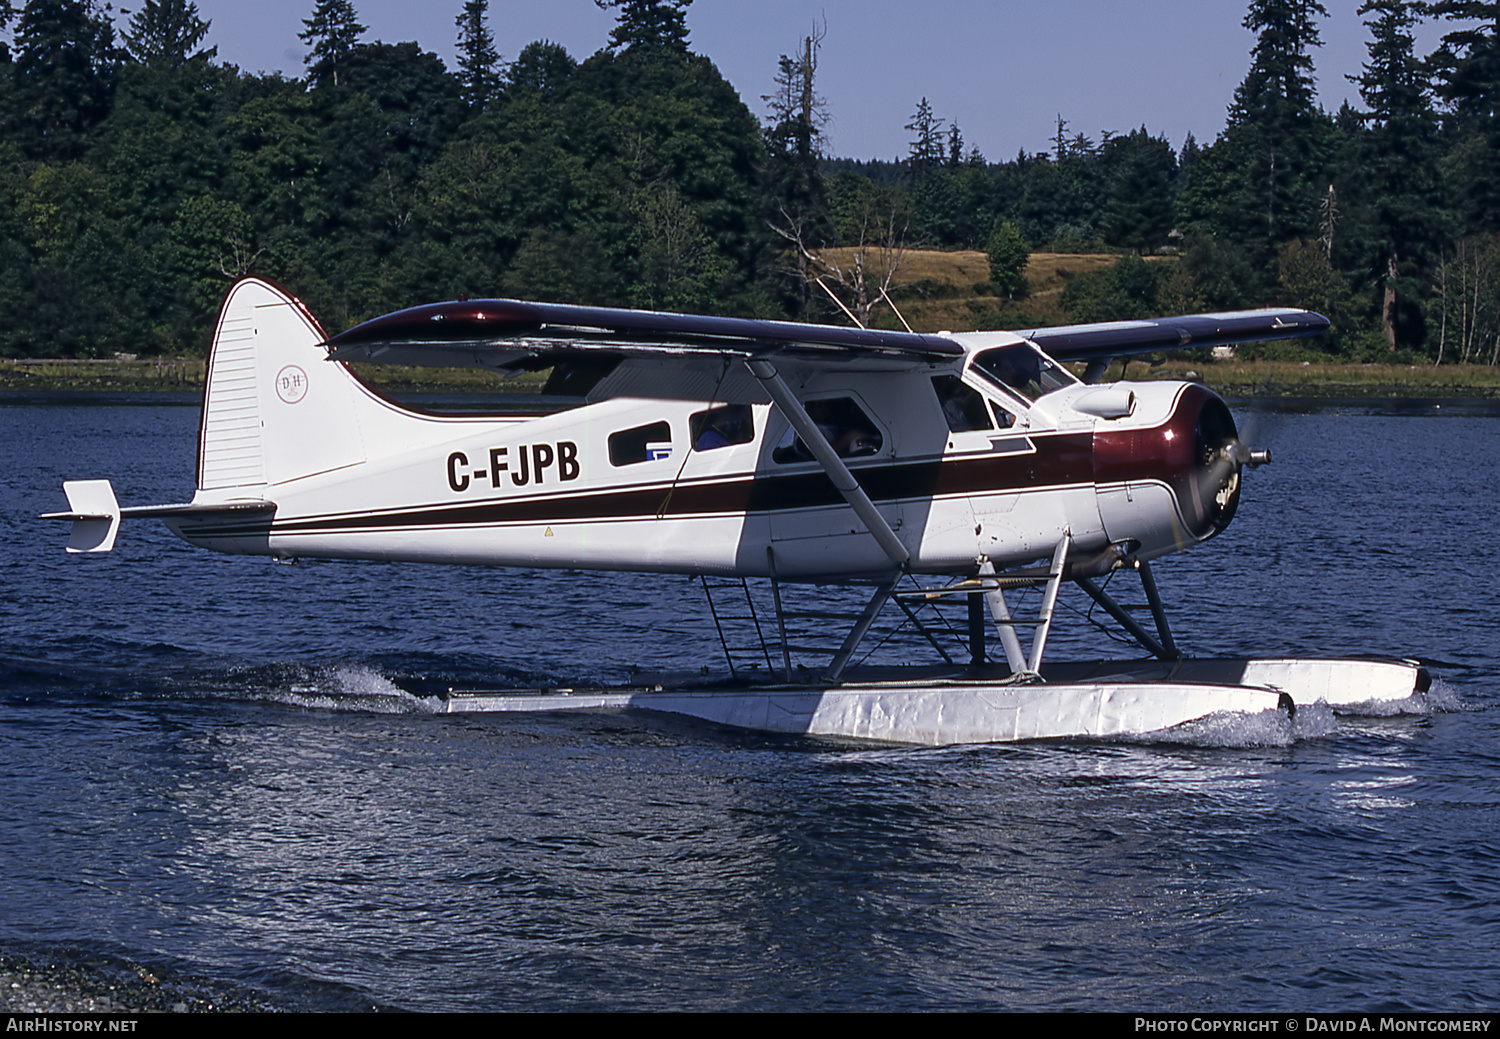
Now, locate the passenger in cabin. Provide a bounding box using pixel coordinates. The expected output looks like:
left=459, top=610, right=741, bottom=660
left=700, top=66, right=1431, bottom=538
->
left=692, top=404, right=753, bottom=451
left=811, top=398, right=879, bottom=457
left=772, top=398, right=881, bottom=463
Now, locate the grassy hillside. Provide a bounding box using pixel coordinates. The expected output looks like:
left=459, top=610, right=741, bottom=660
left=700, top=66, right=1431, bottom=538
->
left=822, top=248, right=1125, bottom=332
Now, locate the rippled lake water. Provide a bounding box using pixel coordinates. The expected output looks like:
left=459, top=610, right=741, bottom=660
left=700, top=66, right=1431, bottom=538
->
left=1, top=394, right=1497, bottom=1011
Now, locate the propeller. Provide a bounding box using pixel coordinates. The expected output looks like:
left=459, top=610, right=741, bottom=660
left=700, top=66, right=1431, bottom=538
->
left=1193, top=402, right=1271, bottom=535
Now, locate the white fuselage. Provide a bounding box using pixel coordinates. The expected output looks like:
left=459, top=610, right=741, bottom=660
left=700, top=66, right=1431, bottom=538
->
left=172, top=282, right=1228, bottom=581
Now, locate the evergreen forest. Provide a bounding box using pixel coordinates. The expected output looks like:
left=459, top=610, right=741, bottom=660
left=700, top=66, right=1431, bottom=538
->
left=3, top=0, right=1500, bottom=364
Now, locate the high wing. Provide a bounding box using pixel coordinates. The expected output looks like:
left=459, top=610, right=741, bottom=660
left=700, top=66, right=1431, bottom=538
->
left=323, top=298, right=1327, bottom=380
left=1013, top=308, right=1329, bottom=361
left=323, top=299, right=969, bottom=405
left=323, top=298, right=963, bottom=369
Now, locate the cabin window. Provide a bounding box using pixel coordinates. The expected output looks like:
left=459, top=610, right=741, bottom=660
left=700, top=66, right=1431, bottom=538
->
left=690, top=404, right=754, bottom=451
left=990, top=400, right=1017, bottom=430
left=609, top=421, right=672, bottom=466
left=931, top=375, right=993, bottom=432
left=772, top=397, right=883, bottom=464
left=971, top=344, right=1075, bottom=402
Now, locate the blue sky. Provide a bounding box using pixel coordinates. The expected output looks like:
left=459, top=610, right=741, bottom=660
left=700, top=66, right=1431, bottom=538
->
left=159, top=1, right=1464, bottom=161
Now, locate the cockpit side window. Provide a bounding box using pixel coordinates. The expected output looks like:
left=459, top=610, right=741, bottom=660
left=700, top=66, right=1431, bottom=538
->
left=772, top=397, right=883, bottom=464
left=971, top=343, right=1076, bottom=402
left=931, top=375, right=992, bottom=433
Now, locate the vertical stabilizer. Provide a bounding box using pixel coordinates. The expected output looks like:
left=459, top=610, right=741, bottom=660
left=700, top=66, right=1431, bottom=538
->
left=198, top=278, right=367, bottom=491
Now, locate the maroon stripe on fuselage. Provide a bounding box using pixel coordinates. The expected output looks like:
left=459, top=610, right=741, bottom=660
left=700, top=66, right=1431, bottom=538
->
left=179, top=432, right=1098, bottom=539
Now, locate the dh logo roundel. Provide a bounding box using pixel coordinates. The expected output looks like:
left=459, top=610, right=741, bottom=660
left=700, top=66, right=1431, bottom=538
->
left=275, top=365, right=309, bottom=404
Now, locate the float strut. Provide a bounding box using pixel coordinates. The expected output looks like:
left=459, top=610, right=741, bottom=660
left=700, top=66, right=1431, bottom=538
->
left=978, top=557, right=1029, bottom=676
left=1028, top=535, right=1071, bottom=674
left=1136, top=560, right=1179, bottom=659
left=768, top=546, right=793, bottom=681
left=967, top=593, right=987, bottom=665
left=823, top=577, right=899, bottom=683
left=1074, top=569, right=1182, bottom=662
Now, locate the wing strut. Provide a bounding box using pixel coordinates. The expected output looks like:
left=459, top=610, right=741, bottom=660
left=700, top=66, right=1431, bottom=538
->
left=745, top=358, right=909, bottom=570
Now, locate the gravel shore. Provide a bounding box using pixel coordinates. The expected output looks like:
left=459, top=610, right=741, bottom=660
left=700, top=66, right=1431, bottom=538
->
left=0, top=954, right=279, bottom=1014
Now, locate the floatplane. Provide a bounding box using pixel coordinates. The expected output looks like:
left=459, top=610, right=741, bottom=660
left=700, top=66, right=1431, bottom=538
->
left=45, top=278, right=1428, bottom=743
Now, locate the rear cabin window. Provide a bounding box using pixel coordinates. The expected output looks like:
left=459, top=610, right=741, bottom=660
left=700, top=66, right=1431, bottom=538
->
left=772, top=397, right=882, bottom=464
left=609, top=421, right=672, bottom=466
left=690, top=404, right=754, bottom=451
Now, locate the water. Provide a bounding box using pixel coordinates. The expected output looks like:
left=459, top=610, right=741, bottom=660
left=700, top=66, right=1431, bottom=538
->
left=1, top=395, right=1497, bottom=1011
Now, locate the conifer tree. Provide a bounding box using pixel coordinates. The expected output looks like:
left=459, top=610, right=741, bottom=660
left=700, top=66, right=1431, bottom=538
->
left=1353, top=0, right=1441, bottom=348
left=1180, top=0, right=1336, bottom=296
left=946, top=123, right=964, bottom=168
left=764, top=24, right=826, bottom=167
left=455, top=0, right=502, bottom=110
left=1430, top=2, right=1500, bottom=230
left=1229, top=0, right=1329, bottom=130
left=763, top=24, right=830, bottom=312
left=595, top=0, right=692, bottom=54
left=11, top=0, right=118, bottom=159
left=1229, top=0, right=1332, bottom=241
left=1430, top=0, right=1500, bottom=125
left=0, top=0, right=15, bottom=65
left=1101, top=129, right=1177, bottom=251
left=299, top=0, right=365, bottom=88
left=124, top=0, right=212, bottom=69
left=905, top=97, right=942, bottom=177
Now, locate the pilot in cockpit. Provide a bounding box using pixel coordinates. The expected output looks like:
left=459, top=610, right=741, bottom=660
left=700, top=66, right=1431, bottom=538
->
left=985, top=345, right=1043, bottom=399
left=972, top=343, right=1074, bottom=404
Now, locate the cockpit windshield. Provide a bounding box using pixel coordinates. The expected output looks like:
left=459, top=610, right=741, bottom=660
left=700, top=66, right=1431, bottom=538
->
left=970, top=343, right=1076, bottom=403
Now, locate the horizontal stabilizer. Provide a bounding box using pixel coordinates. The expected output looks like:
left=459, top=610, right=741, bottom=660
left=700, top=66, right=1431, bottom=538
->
left=42, top=481, right=275, bottom=553
left=41, top=480, right=121, bottom=553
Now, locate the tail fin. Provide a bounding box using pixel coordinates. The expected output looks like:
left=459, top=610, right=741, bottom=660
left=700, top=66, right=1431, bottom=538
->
left=198, top=278, right=367, bottom=491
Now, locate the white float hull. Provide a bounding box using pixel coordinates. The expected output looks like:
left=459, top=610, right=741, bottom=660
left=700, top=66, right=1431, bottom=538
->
left=442, top=657, right=1428, bottom=746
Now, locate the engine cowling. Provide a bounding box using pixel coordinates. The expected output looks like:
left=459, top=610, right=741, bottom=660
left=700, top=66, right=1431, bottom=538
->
left=1093, top=384, right=1251, bottom=554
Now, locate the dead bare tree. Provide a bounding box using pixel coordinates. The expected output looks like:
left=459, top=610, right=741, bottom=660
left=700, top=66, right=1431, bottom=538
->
left=1432, top=234, right=1500, bottom=365
left=770, top=187, right=909, bottom=328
